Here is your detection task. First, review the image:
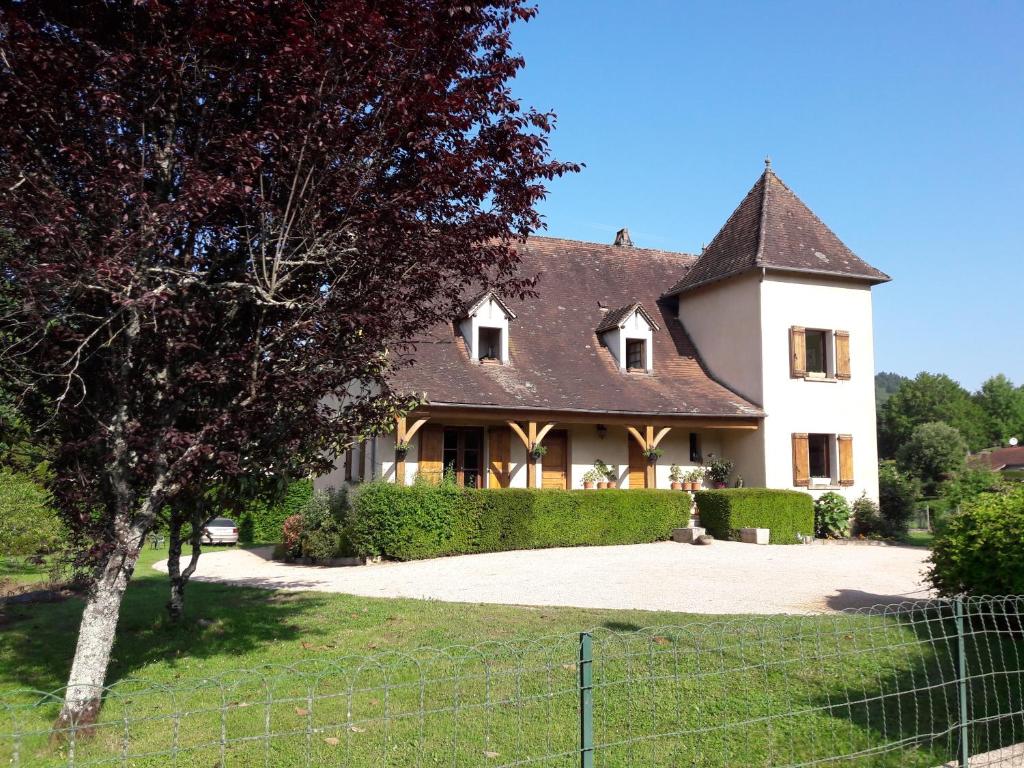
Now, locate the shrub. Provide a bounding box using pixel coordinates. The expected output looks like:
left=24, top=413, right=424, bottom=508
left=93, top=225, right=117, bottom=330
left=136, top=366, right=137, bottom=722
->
left=350, top=482, right=690, bottom=561
left=237, top=479, right=313, bottom=543
left=0, top=470, right=63, bottom=556
left=695, top=488, right=813, bottom=544
left=928, top=486, right=1024, bottom=596
left=298, top=488, right=353, bottom=560
left=813, top=492, right=850, bottom=538
left=878, top=462, right=917, bottom=538
left=282, top=514, right=304, bottom=558
left=941, top=467, right=1006, bottom=511
left=850, top=494, right=882, bottom=536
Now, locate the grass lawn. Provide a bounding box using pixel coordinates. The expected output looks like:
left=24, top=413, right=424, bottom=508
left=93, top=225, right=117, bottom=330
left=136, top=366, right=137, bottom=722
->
left=904, top=529, right=935, bottom=548
left=1, top=546, right=1021, bottom=767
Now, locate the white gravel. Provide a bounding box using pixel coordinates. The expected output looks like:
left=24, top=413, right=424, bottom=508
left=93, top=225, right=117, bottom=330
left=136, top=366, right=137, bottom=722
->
left=153, top=540, right=933, bottom=615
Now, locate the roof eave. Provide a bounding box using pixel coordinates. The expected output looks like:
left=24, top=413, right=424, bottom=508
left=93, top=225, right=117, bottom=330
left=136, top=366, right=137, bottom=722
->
left=663, top=263, right=890, bottom=297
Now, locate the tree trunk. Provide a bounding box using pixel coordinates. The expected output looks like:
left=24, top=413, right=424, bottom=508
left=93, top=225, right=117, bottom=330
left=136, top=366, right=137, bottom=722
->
left=166, top=510, right=203, bottom=623
left=55, top=535, right=143, bottom=733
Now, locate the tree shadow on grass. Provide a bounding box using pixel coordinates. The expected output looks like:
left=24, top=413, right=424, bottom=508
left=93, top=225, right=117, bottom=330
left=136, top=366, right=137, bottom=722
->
left=805, top=597, right=1024, bottom=766
left=0, top=575, right=334, bottom=694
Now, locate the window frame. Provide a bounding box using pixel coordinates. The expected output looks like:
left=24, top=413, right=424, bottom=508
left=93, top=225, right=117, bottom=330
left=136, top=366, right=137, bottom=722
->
left=625, top=338, right=646, bottom=371
left=442, top=427, right=484, bottom=488
left=804, top=329, right=830, bottom=378
left=807, top=433, right=838, bottom=485
left=477, top=326, right=502, bottom=363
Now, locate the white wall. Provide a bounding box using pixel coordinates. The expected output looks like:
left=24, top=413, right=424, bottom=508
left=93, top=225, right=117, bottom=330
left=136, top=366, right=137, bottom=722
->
left=759, top=274, right=880, bottom=501
left=461, top=296, right=511, bottom=364
left=678, top=271, right=764, bottom=405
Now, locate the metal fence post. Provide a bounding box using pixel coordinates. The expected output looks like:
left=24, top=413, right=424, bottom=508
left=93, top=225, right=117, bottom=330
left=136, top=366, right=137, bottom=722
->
left=579, top=632, right=594, bottom=768
left=954, top=596, right=970, bottom=767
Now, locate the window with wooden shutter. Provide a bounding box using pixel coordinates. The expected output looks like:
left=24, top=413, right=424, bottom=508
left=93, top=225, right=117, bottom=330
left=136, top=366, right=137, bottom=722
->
left=417, top=425, right=444, bottom=484
left=790, top=327, right=806, bottom=378
left=792, top=433, right=810, bottom=487
left=838, top=435, right=854, bottom=486
left=835, top=331, right=851, bottom=380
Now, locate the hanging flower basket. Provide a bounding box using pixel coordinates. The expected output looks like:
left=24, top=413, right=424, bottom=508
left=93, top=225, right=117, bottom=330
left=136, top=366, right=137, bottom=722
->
left=529, top=443, right=548, bottom=460
left=394, top=441, right=410, bottom=460
left=642, top=447, right=663, bottom=464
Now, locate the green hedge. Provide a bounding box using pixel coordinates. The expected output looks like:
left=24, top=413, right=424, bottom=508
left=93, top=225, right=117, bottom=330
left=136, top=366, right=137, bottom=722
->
left=236, top=479, right=313, bottom=544
left=350, top=482, right=691, bottom=561
left=695, top=488, right=814, bottom=544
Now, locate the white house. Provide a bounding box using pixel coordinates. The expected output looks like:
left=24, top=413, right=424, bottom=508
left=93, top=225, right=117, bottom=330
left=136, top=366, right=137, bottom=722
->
left=318, top=164, right=889, bottom=502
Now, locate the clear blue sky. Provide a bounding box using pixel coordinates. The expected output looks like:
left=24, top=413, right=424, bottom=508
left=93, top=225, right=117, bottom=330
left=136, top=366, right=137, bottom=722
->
left=509, top=1, right=1023, bottom=391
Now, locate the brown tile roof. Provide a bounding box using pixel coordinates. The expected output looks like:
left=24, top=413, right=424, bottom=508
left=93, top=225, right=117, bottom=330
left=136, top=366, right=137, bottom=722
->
left=973, top=446, right=1024, bottom=471
left=664, top=168, right=890, bottom=295
left=390, top=237, right=764, bottom=418
left=594, top=302, right=660, bottom=334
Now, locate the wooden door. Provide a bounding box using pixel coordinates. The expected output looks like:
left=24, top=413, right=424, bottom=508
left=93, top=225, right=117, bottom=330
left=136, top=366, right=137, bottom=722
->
left=628, top=438, right=646, bottom=489
left=418, top=425, right=444, bottom=484
left=488, top=426, right=512, bottom=488
left=541, top=430, right=568, bottom=489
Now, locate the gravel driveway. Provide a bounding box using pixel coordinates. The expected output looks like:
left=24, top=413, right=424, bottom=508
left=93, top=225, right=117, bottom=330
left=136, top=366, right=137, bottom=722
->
left=154, top=540, right=932, bottom=615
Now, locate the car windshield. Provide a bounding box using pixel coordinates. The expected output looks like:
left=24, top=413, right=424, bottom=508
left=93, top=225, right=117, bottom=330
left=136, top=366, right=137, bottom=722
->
left=208, top=518, right=235, bottom=527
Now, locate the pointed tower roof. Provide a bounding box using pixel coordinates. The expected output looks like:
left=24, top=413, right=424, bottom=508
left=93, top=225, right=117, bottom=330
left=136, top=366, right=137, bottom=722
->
left=664, top=166, right=889, bottom=296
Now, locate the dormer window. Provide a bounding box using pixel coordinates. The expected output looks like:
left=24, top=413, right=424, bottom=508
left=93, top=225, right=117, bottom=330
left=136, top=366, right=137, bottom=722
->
left=459, top=290, right=515, bottom=365
left=478, top=327, right=502, bottom=363
left=596, top=302, right=659, bottom=373
left=625, top=339, right=645, bottom=371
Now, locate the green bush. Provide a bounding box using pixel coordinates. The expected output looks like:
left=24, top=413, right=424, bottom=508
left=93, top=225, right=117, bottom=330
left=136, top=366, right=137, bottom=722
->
left=940, top=467, right=1006, bottom=511
left=813, top=492, right=850, bottom=538
left=0, top=470, right=63, bottom=556
left=350, top=482, right=690, bottom=561
left=695, top=488, right=814, bottom=544
left=298, top=488, right=353, bottom=560
left=928, top=486, right=1024, bottom=596
left=878, top=462, right=917, bottom=537
left=851, top=494, right=882, bottom=536
left=236, top=479, right=313, bottom=543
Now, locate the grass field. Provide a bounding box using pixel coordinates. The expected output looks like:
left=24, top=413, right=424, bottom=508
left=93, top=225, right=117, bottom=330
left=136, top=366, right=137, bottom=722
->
left=1, top=546, right=1021, bottom=767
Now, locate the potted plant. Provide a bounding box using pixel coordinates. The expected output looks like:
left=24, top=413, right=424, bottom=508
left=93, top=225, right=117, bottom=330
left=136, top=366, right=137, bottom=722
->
left=582, top=468, right=601, bottom=490
left=605, top=464, right=618, bottom=489
left=394, top=440, right=410, bottom=460
left=705, top=456, right=734, bottom=489
left=684, top=467, right=704, bottom=491
left=642, top=447, right=663, bottom=464
left=529, top=443, right=547, bottom=461
left=669, top=464, right=684, bottom=490
left=593, top=459, right=610, bottom=489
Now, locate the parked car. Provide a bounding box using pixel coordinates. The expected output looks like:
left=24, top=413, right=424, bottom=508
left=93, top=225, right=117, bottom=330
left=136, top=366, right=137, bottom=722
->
left=201, top=517, right=239, bottom=545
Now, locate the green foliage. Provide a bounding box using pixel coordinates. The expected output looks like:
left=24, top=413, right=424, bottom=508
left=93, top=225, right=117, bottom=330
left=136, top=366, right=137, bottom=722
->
left=850, top=494, right=882, bottom=537
left=813, top=492, right=851, bottom=538
left=878, top=372, right=988, bottom=456
left=895, top=422, right=967, bottom=495
left=874, top=371, right=907, bottom=412
left=236, top=479, right=313, bottom=543
left=703, top=456, right=734, bottom=485
left=694, top=488, right=814, bottom=544
left=297, top=488, right=353, bottom=561
left=878, top=462, right=918, bottom=538
left=0, top=470, right=63, bottom=556
left=350, top=482, right=690, bottom=560
left=973, top=374, right=1024, bottom=448
left=928, top=486, right=1024, bottom=596
left=940, top=467, right=1006, bottom=512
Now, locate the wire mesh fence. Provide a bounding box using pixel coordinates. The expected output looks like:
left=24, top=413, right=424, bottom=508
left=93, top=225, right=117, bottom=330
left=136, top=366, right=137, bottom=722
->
left=1, top=595, right=1022, bottom=767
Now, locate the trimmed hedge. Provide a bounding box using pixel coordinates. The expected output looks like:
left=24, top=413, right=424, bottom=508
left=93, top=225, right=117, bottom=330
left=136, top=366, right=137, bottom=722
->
left=350, top=482, right=691, bottom=561
left=695, top=488, right=814, bottom=544
left=236, top=479, right=313, bottom=544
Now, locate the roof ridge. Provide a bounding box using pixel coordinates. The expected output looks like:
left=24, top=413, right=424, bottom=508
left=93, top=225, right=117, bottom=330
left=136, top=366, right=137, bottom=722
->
left=753, top=169, right=771, bottom=266
left=526, top=234, right=697, bottom=261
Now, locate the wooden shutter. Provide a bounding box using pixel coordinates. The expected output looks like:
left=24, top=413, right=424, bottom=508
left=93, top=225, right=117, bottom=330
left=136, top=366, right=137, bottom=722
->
left=792, top=433, right=810, bottom=487
left=488, top=427, right=511, bottom=488
left=790, top=327, right=806, bottom=378
left=417, top=425, right=444, bottom=484
left=835, top=331, right=851, bottom=380
left=838, top=435, right=854, bottom=486
left=344, top=449, right=353, bottom=482
left=361, top=440, right=370, bottom=481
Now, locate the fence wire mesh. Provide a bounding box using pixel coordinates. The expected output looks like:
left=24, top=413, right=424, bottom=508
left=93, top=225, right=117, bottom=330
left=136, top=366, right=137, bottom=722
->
left=1, top=596, right=1022, bottom=767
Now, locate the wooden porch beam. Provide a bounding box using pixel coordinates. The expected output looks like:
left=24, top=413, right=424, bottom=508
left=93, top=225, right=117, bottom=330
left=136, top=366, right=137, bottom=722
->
left=644, top=425, right=657, bottom=489
left=507, top=420, right=530, bottom=449
left=535, top=422, right=557, bottom=445
left=394, top=416, right=408, bottom=486
left=404, top=417, right=430, bottom=443
left=651, top=426, right=672, bottom=450
left=626, top=426, right=648, bottom=450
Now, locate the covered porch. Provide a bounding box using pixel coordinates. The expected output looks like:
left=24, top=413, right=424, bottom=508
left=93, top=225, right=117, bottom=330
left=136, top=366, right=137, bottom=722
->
left=386, top=407, right=761, bottom=490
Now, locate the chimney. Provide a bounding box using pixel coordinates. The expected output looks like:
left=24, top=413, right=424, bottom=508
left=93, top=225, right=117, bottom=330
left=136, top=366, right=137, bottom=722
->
left=613, top=228, right=633, bottom=247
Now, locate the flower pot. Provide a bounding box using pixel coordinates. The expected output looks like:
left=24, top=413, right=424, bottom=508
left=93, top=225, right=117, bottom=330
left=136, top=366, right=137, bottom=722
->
left=670, top=481, right=682, bottom=490
left=606, top=480, right=617, bottom=489
left=583, top=481, right=594, bottom=490
left=597, top=481, right=608, bottom=489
